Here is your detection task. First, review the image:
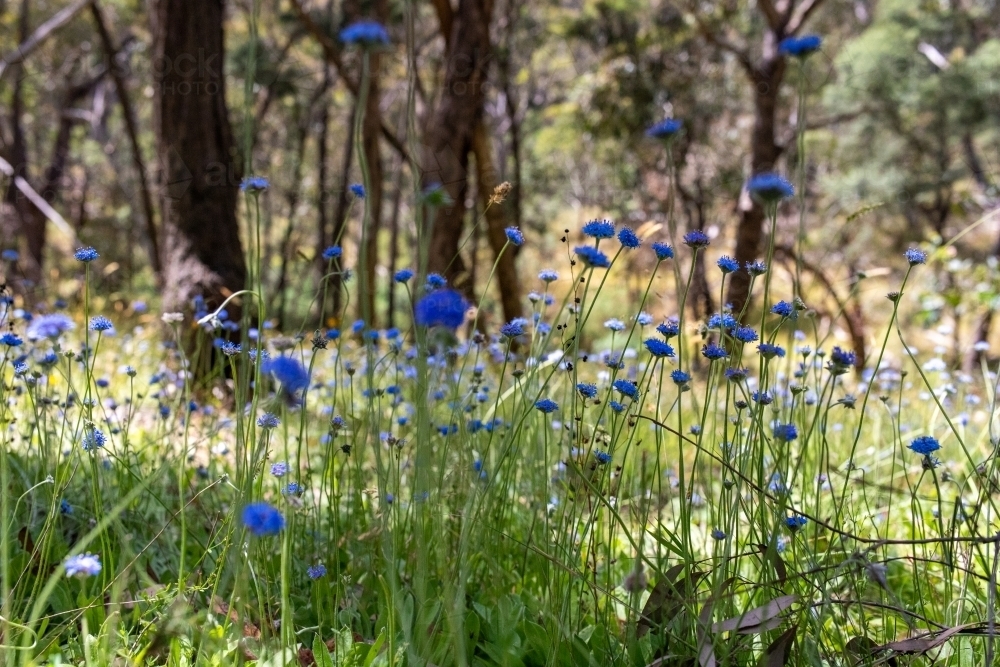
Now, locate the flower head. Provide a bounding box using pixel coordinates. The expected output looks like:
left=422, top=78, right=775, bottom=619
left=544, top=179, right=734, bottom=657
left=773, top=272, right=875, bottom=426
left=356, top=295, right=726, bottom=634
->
left=426, top=273, right=447, bottom=290
left=270, top=461, right=288, bottom=477
left=505, top=227, right=524, bottom=246
left=702, top=342, right=729, bottom=360
left=539, top=269, right=559, bottom=283
left=242, top=502, right=285, bottom=536
left=394, top=268, right=414, bottom=283
left=746, top=260, right=768, bottom=276
left=535, top=398, right=559, bottom=413
left=829, top=347, right=856, bottom=373
left=594, top=450, right=612, bottom=465
left=671, top=370, right=691, bottom=385
left=89, top=316, right=114, bottom=333
left=74, top=247, right=99, bottom=262
left=604, top=318, right=625, bottom=332
left=574, top=246, right=610, bottom=268
left=779, top=34, right=822, bottom=58
left=26, top=313, right=74, bottom=340
left=349, top=183, right=366, bottom=198
left=773, top=423, right=798, bottom=442
left=617, top=227, right=641, bottom=249
left=909, top=435, right=941, bottom=455
left=414, top=289, right=468, bottom=330
left=307, top=564, right=327, bottom=580
left=613, top=379, right=639, bottom=399
left=263, top=356, right=310, bottom=394
left=322, top=245, right=343, bottom=260
left=582, top=219, right=616, bottom=239
left=651, top=242, right=674, bottom=261
left=577, top=383, right=597, bottom=399
left=758, top=343, right=786, bottom=359
left=500, top=321, right=524, bottom=339
left=339, top=20, right=390, bottom=46
left=1, top=333, right=23, bottom=347
left=717, top=255, right=739, bottom=274
left=644, top=338, right=675, bottom=357
left=65, top=553, right=102, bottom=577
left=771, top=301, right=794, bottom=317
left=711, top=529, right=727, bottom=540
left=905, top=248, right=927, bottom=266
left=683, top=230, right=710, bottom=249
left=657, top=320, right=680, bottom=339
left=82, top=426, right=107, bottom=451
left=1, top=249, right=19, bottom=261
left=725, top=367, right=749, bottom=382
left=240, top=176, right=269, bottom=193
left=747, top=173, right=794, bottom=203
left=645, top=118, right=682, bottom=139
left=732, top=326, right=759, bottom=343
left=258, top=413, right=280, bottom=429
left=785, top=515, right=808, bottom=531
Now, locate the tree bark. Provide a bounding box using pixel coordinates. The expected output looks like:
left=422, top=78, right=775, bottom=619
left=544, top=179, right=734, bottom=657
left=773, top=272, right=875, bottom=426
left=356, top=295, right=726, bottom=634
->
left=150, top=0, right=246, bottom=314
left=422, top=0, right=495, bottom=294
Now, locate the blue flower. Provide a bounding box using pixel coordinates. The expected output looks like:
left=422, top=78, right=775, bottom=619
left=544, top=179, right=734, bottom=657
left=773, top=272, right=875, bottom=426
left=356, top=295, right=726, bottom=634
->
left=270, top=461, right=288, bottom=477
left=414, top=289, right=468, bottom=330
left=683, top=230, right=710, bottom=248
left=339, top=20, right=390, bottom=46
left=657, top=321, right=680, bottom=339
left=307, top=564, right=327, bottom=579
left=732, top=326, right=759, bottom=343
left=322, top=245, right=343, bottom=260
left=708, top=313, right=737, bottom=331
left=65, top=553, right=102, bottom=577
left=582, top=219, right=616, bottom=239
left=500, top=321, right=524, bottom=338
left=535, top=398, right=559, bottom=413
left=258, top=413, right=280, bottom=429
left=594, top=450, right=612, bottom=464
left=645, top=118, right=682, bottom=139
left=637, top=312, right=653, bottom=326
left=905, top=248, right=927, bottom=266
left=577, top=383, right=597, bottom=398
left=82, top=426, right=107, bottom=451
left=671, top=369, right=691, bottom=385
left=779, top=34, right=822, bottom=58
left=909, top=435, right=940, bottom=455
left=385, top=493, right=395, bottom=504
left=394, top=268, right=414, bottom=283
left=352, top=319, right=366, bottom=334
left=651, top=242, right=674, bottom=261
left=575, top=246, right=610, bottom=268
left=26, top=313, right=74, bottom=340
left=284, top=482, right=302, bottom=495
left=221, top=341, right=242, bottom=356
left=773, top=423, right=798, bottom=442
left=263, top=356, right=310, bottom=394
left=725, top=367, right=749, bottom=382
left=1, top=249, right=19, bottom=261
left=539, top=269, right=559, bottom=282
left=785, top=515, right=808, bottom=531
left=242, top=502, right=285, bottom=536
left=613, top=379, right=639, bottom=399
left=702, top=342, right=729, bottom=360
left=829, top=347, right=856, bottom=369
left=747, top=173, right=794, bottom=203
left=618, top=227, right=641, bottom=249
left=717, top=255, right=739, bottom=273
left=74, top=247, right=99, bottom=262
left=60, top=499, right=73, bottom=515
left=771, top=301, right=794, bottom=317
left=426, top=273, right=447, bottom=290
left=505, top=227, right=524, bottom=246
left=711, top=528, right=726, bottom=540
left=240, top=176, right=269, bottom=193
left=752, top=390, right=773, bottom=405
left=1, top=333, right=23, bottom=347
left=644, top=338, right=675, bottom=357
left=758, top=343, right=786, bottom=359
left=350, top=183, right=366, bottom=198
left=604, top=318, right=625, bottom=332
left=89, top=316, right=114, bottom=333
left=14, top=361, right=28, bottom=376
left=746, top=260, right=768, bottom=276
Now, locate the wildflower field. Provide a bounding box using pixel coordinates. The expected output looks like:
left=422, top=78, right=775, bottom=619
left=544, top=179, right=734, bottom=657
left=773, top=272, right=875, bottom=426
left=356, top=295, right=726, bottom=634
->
left=7, top=2, right=1000, bottom=666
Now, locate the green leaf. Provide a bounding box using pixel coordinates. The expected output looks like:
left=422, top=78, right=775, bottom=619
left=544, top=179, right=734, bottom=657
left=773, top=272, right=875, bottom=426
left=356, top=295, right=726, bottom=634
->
left=313, top=635, right=335, bottom=667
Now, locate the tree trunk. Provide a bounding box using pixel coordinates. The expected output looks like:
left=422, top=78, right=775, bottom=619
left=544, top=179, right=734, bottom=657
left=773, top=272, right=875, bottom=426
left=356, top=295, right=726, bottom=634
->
left=422, top=0, right=494, bottom=294
left=151, top=0, right=246, bottom=315
left=726, top=58, right=785, bottom=315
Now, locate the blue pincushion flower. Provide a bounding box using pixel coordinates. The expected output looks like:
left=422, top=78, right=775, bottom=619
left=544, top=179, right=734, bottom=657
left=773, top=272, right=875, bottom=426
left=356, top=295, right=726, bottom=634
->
left=426, top=273, right=447, bottom=290
left=637, top=312, right=653, bottom=326
left=771, top=301, right=794, bottom=317
left=535, top=398, right=559, bottom=413
left=500, top=321, right=524, bottom=338
left=613, top=379, right=639, bottom=399
left=725, top=367, right=749, bottom=382
left=575, top=246, right=610, bottom=268
left=711, top=528, right=727, bottom=540
left=539, top=269, right=559, bottom=282
left=26, top=313, right=74, bottom=340
left=240, top=176, right=269, bottom=193
left=644, top=338, right=675, bottom=357
left=577, top=383, right=597, bottom=399
left=340, top=20, right=390, bottom=46
left=671, top=369, right=691, bottom=385
left=270, top=461, right=288, bottom=477
left=646, top=118, right=682, bottom=139
left=829, top=347, right=856, bottom=374
left=785, top=515, right=808, bottom=531
left=773, top=423, right=798, bottom=442
left=89, top=316, right=114, bottom=333
left=702, top=342, right=729, bottom=360
left=617, top=227, right=641, bottom=249
left=350, top=183, right=366, bottom=198
left=683, top=230, right=710, bottom=248
left=594, top=450, right=612, bottom=464
left=582, top=219, right=616, bottom=239
left=505, top=227, right=524, bottom=246
left=717, top=256, right=739, bottom=273
left=732, top=326, right=759, bottom=343
left=905, top=248, right=927, bottom=266
left=779, top=34, right=822, bottom=58
left=1, top=249, right=18, bottom=261
left=322, top=245, right=342, bottom=260
left=82, top=426, right=107, bottom=451
left=747, top=173, right=794, bottom=203
left=909, top=435, right=940, bottom=455
left=1, top=333, right=23, bottom=347
left=609, top=401, right=625, bottom=413
left=394, top=268, right=414, bottom=283
left=758, top=343, right=786, bottom=359
left=263, top=356, right=310, bottom=394
left=242, top=502, right=285, bottom=536
left=307, top=564, right=327, bottom=579
left=657, top=321, right=680, bottom=339
left=651, top=242, right=674, bottom=260
left=65, top=553, right=102, bottom=577
left=414, top=289, right=468, bottom=330
left=746, top=260, right=768, bottom=276
left=74, top=246, right=99, bottom=262
left=284, top=482, right=302, bottom=495
left=258, top=413, right=280, bottom=429
left=752, top=390, right=773, bottom=405
left=604, top=318, right=625, bottom=332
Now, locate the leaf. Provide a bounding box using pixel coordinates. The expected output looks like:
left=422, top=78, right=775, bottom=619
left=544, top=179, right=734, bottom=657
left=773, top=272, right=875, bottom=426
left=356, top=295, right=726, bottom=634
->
left=756, top=543, right=787, bottom=585
left=711, top=595, right=797, bottom=634
left=696, top=599, right=716, bottom=667
left=637, top=567, right=706, bottom=638
left=313, top=635, right=335, bottom=667
left=760, top=624, right=797, bottom=667
left=883, top=624, right=965, bottom=653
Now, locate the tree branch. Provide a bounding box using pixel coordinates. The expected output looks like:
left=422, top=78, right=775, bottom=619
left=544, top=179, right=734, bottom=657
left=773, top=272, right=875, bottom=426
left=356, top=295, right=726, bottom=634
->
left=0, top=154, right=78, bottom=245
left=757, top=0, right=784, bottom=31
left=786, top=0, right=827, bottom=35
left=0, top=0, right=93, bottom=82
left=695, top=19, right=756, bottom=76
left=431, top=0, right=454, bottom=45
